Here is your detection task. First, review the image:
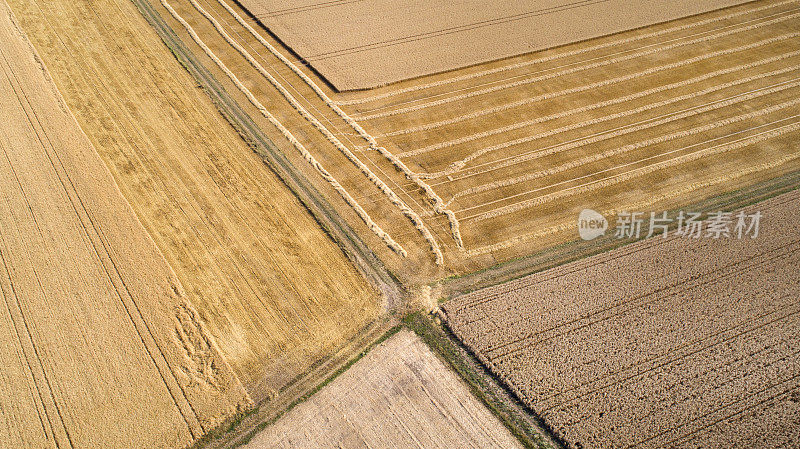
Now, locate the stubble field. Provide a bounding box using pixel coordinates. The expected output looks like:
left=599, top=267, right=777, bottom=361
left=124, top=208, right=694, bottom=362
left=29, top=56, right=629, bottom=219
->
left=0, top=3, right=249, bottom=446
left=242, top=330, right=525, bottom=449
left=238, top=0, right=752, bottom=90
left=443, top=189, right=800, bottom=448
left=6, top=0, right=382, bottom=408
left=151, top=0, right=800, bottom=282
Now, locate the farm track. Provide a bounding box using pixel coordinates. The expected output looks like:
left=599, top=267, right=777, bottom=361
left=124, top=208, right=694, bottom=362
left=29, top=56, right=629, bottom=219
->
left=159, top=0, right=800, bottom=282
left=0, top=3, right=249, bottom=446
left=6, top=0, right=388, bottom=419
left=443, top=189, right=800, bottom=448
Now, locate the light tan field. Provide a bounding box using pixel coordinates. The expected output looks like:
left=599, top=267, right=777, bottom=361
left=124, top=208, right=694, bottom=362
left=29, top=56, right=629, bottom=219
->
left=240, top=0, right=751, bottom=90
left=148, top=0, right=800, bottom=285
left=243, top=330, right=524, bottom=449
left=0, top=3, right=249, bottom=447
left=6, top=0, right=382, bottom=406
left=443, top=190, right=800, bottom=448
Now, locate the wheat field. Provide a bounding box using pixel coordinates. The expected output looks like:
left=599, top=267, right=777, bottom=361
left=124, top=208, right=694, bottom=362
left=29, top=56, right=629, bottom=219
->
left=6, top=0, right=382, bottom=407
left=0, top=3, right=249, bottom=446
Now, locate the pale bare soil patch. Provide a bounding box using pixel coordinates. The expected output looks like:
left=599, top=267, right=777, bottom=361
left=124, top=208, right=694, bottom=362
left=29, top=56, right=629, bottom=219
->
left=443, top=189, right=800, bottom=448
left=243, top=330, right=525, bottom=449
left=239, top=0, right=751, bottom=90
left=0, top=3, right=249, bottom=446
left=6, top=0, right=380, bottom=405
left=146, top=0, right=800, bottom=284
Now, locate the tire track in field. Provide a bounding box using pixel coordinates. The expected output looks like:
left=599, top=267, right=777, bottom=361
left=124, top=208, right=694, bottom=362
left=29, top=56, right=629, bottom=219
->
left=158, top=0, right=412, bottom=259
left=1, top=16, right=206, bottom=437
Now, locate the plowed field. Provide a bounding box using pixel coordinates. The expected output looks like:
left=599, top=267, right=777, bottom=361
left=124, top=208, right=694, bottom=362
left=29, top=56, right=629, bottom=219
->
left=444, top=189, right=800, bottom=448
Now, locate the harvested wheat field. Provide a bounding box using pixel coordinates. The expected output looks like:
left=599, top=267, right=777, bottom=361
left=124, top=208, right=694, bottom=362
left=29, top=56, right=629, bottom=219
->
left=0, top=3, right=249, bottom=447
left=148, top=0, right=800, bottom=282
left=239, top=0, right=752, bottom=90
left=6, top=0, right=382, bottom=406
left=443, top=189, right=800, bottom=448
left=243, top=330, right=524, bottom=449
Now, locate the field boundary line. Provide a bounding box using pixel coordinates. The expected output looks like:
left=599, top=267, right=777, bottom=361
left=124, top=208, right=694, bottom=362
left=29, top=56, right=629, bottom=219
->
left=210, top=0, right=463, bottom=252
left=386, top=30, right=800, bottom=138
left=410, top=53, right=800, bottom=164
left=183, top=0, right=448, bottom=262
left=355, top=10, right=800, bottom=120
left=449, top=83, right=800, bottom=203
left=455, top=191, right=799, bottom=314
left=335, top=0, right=799, bottom=106
left=158, top=0, right=410, bottom=260
left=130, top=0, right=403, bottom=310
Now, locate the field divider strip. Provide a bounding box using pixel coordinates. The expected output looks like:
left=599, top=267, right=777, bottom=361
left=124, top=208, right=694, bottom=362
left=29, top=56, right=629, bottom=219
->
left=130, top=0, right=404, bottom=310
left=355, top=10, right=800, bottom=120
left=335, top=0, right=799, bottom=106
left=157, top=0, right=409, bottom=259
left=210, top=0, right=463, bottom=252
left=447, top=182, right=800, bottom=313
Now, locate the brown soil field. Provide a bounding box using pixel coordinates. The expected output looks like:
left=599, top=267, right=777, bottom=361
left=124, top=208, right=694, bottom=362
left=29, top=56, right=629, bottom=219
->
left=239, top=0, right=751, bottom=90
left=443, top=189, right=800, bottom=448
left=0, top=3, right=249, bottom=447
left=143, top=0, right=800, bottom=284
left=5, top=0, right=382, bottom=407
left=242, top=329, right=525, bottom=449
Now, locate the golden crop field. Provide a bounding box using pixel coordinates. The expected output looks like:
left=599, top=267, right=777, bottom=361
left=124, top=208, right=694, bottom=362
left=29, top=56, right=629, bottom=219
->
left=0, top=4, right=249, bottom=446
left=242, top=330, right=524, bottom=449
left=238, top=0, right=752, bottom=89
left=443, top=190, right=800, bottom=448
left=6, top=0, right=383, bottom=409
left=150, top=0, right=800, bottom=284
left=6, top=0, right=800, bottom=446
